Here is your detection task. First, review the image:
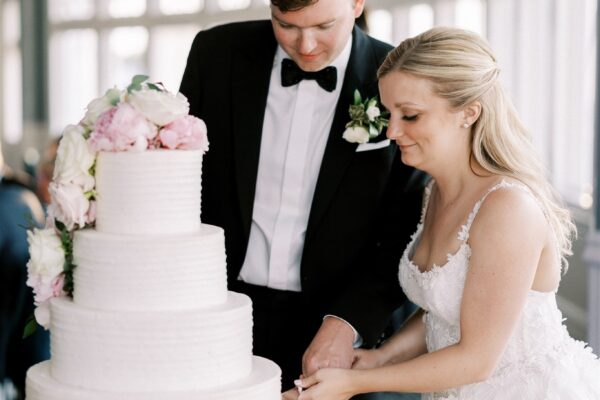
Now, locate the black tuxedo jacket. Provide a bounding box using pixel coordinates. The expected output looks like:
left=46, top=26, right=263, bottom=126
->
left=180, top=20, right=424, bottom=346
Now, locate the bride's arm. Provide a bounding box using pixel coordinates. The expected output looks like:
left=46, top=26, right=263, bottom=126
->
left=353, top=308, right=427, bottom=369
left=297, top=189, right=549, bottom=398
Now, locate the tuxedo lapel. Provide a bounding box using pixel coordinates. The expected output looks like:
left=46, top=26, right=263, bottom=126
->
left=304, top=27, right=378, bottom=247
left=231, top=27, right=277, bottom=237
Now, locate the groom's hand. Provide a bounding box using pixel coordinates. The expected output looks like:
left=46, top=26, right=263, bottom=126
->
left=302, top=317, right=355, bottom=377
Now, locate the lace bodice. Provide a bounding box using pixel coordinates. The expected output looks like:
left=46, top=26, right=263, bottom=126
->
left=398, top=180, right=600, bottom=400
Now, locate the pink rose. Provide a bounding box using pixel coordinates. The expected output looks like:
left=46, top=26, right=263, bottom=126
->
left=48, top=182, right=90, bottom=230
left=158, top=115, right=209, bottom=152
left=26, top=273, right=65, bottom=304
left=89, top=103, right=158, bottom=152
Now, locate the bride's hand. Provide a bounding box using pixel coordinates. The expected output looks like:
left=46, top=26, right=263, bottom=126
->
left=352, top=348, right=387, bottom=370
left=281, top=387, right=300, bottom=400
left=295, top=368, right=355, bottom=400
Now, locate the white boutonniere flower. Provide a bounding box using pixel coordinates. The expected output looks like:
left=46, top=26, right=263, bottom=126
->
left=342, top=89, right=389, bottom=144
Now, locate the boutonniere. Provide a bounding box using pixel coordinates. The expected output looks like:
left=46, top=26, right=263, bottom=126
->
left=342, top=89, right=389, bottom=144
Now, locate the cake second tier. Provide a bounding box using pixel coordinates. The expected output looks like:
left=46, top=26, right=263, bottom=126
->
left=73, top=223, right=227, bottom=311
left=49, top=292, right=253, bottom=392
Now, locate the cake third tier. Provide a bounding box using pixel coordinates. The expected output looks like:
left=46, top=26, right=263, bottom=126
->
left=48, top=292, right=253, bottom=393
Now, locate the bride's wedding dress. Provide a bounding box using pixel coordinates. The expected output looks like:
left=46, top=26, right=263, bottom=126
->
left=399, top=180, right=600, bottom=400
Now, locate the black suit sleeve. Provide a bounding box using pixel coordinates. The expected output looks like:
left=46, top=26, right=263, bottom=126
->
left=329, top=156, right=426, bottom=346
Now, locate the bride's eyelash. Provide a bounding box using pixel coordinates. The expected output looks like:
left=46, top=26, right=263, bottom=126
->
left=402, top=114, right=419, bottom=121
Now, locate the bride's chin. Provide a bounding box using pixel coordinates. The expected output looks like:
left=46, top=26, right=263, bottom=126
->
left=400, top=154, right=419, bottom=168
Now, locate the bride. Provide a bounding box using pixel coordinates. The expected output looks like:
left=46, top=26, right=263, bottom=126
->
left=288, top=27, right=600, bottom=399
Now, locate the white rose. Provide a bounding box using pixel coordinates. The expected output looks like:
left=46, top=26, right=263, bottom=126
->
left=128, top=89, right=190, bottom=126
left=342, top=126, right=370, bottom=144
left=26, top=228, right=65, bottom=280
left=82, top=88, right=122, bottom=128
left=53, top=125, right=96, bottom=192
left=366, top=106, right=381, bottom=121
left=48, top=182, right=90, bottom=230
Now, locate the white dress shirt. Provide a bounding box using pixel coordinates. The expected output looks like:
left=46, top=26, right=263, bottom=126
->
left=238, top=38, right=352, bottom=292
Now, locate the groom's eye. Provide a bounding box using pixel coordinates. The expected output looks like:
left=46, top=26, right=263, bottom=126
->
left=402, top=114, right=419, bottom=121
left=317, top=22, right=335, bottom=30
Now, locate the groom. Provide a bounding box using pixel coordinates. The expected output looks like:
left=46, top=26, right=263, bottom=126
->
left=180, top=0, right=423, bottom=390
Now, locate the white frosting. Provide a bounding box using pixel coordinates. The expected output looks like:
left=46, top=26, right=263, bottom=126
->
left=73, top=224, right=227, bottom=311
left=49, top=293, right=253, bottom=392
left=26, top=149, right=281, bottom=398
left=94, top=150, right=202, bottom=235
left=27, top=357, right=281, bottom=400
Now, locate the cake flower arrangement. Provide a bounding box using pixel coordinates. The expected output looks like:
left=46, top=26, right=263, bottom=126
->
left=24, top=75, right=208, bottom=335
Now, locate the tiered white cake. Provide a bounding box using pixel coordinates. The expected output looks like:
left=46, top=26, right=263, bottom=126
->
left=26, top=150, right=281, bottom=399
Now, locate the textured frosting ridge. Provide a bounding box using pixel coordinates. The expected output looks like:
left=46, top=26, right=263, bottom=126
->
left=49, top=294, right=253, bottom=392
left=94, top=150, right=202, bottom=235
left=73, top=224, right=227, bottom=311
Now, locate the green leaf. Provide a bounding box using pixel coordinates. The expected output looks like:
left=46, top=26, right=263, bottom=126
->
left=127, top=75, right=149, bottom=93
left=23, top=315, right=38, bottom=339
left=369, top=124, right=380, bottom=138
left=88, top=160, right=96, bottom=177
left=131, top=74, right=149, bottom=86
left=353, top=89, right=362, bottom=105
left=147, top=82, right=163, bottom=92
left=367, top=97, right=377, bottom=108
left=55, top=220, right=66, bottom=232
left=106, top=88, right=122, bottom=106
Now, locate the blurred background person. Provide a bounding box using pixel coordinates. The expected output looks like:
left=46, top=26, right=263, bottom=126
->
left=0, top=140, right=49, bottom=400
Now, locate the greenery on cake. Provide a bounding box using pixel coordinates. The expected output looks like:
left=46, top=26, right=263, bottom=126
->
left=24, top=75, right=209, bottom=337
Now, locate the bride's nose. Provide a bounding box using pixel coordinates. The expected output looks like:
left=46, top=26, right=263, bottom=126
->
left=386, top=117, right=404, bottom=141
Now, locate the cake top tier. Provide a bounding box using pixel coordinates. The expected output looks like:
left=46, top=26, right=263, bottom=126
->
left=95, top=150, right=203, bottom=235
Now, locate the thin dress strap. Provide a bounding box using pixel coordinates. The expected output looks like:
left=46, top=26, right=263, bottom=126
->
left=457, top=179, right=532, bottom=242
left=419, top=179, right=436, bottom=225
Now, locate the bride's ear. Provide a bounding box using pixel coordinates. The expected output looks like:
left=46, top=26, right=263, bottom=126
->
left=462, top=101, right=482, bottom=126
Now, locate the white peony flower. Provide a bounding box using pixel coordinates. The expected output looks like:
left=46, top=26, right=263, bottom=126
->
left=26, top=228, right=65, bottom=280
left=48, top=182, right=90, bottom=230
left=366, top=105, right=381, bottom=121
left=128, top=89, right=190, bottom=126
left=82, top=88, right=122, bottom=128
left=342, top=126, right=370, bottom=144
left=53, top=124, right=96, bottom=192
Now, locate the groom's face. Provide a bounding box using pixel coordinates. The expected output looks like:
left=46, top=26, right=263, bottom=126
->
left=271, top=0, right=365, bottom=72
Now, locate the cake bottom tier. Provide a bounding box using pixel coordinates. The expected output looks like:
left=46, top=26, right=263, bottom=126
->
left=26, top=357, right=281, bottom=400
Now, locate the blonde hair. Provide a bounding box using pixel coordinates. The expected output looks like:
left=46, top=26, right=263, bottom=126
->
left=378, top=27, right=576, bottom=270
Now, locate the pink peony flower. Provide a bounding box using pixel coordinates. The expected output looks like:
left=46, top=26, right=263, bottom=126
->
left=158, top=115, right=209, bottom=152
left=89, top=103, right=158, bottom=152
left=26, top=273, right=65, bottom=304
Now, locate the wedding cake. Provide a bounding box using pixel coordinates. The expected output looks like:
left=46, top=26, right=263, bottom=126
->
left=24, top=77, right=281, bottom=399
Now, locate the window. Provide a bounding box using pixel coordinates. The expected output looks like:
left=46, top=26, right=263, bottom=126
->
left=1, top=0, right=22, bottom=144
left=45, top=0, right=596, bottom=208
left=47, top=0, right=258, bottom=135
left=367, top=0, right=595, bottom=209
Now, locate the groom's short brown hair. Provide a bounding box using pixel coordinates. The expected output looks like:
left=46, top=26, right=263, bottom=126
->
left=270, top=0, right=318, bottom=12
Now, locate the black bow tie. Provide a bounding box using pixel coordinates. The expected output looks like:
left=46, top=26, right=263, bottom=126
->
left=281, top=58, right=337, bottom=92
